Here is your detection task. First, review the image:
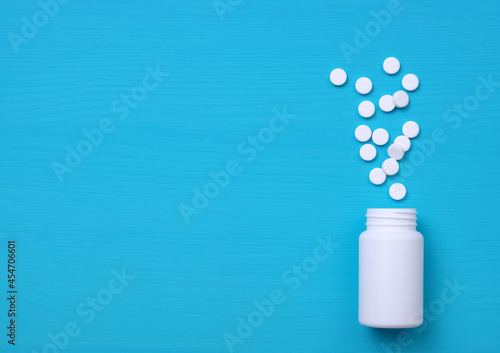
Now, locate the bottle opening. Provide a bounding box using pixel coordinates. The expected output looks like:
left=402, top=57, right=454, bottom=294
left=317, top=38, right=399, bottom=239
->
left=366, top=208, right=417, bottom=229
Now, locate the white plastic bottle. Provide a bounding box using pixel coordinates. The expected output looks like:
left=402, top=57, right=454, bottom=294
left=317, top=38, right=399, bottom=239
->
left=359, top=208, right=424, bottom=328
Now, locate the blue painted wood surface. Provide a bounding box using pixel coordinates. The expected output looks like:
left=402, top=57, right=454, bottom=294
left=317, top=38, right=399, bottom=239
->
left=1, top=0, right=499, bottom=352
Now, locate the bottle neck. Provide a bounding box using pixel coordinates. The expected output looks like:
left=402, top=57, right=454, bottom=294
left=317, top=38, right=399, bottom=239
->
left=366, top=208, right=417, bottom=231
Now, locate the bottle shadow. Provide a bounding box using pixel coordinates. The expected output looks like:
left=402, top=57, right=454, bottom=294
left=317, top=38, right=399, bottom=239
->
left=363, top=218, right=435, bottom=349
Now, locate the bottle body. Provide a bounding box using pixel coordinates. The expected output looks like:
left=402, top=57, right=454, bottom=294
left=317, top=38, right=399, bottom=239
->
left=359, top=208, right=423, bottom=328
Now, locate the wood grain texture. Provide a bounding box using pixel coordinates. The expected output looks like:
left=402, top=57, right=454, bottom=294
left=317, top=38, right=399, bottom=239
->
left=1, top=0, right=500, bottom=352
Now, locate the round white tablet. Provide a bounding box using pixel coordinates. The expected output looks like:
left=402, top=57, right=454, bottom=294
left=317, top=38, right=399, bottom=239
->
left=387, top=143, right=405, bottom=160
left=394, top=135, right=411, bottom=152
left=372, top=128, right=389, bottom=146
left=402, top=121, right=420, bottom=138
left=355, top=125, right=372, bottom=142
left=355, top=77, right=373, bottom=94
left=393, top=90, right=409, bottom=108
left=402, top=73, right=419, bottom=91
left=389, top=183, right=407, bottom=200
left=369, top=168, right=386, bottom=185
left=360, top=144, right=377, bottom=161
left=358, top=100, right=375, bottom=118
left=379, top=95, right=395, bottom=112
left=330, top=68, right=347, bottom=86
left=383, top=57, right=400, bottom=75
left=382, top=158, right=399, bottom=176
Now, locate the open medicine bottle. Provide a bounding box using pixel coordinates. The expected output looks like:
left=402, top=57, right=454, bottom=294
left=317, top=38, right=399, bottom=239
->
left=359, top=208, right=424, bottom=328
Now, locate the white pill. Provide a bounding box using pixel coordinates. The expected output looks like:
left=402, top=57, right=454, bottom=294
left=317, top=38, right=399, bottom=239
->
left=394, top=135, right=411, bottom=151
left=382, top=158, right=399, bottom=176
left=355, top=125, right=372, bottom=142
left=372, top=128, right=389, bottom=146
left=393, top=90, right=409, bottom=108
left=369, top=168, right=386, bottom=185
left=402, top=73, right=419, bottom=91
left=383, top=57, right=400, bottom=74
left=402, top=121, right=420, bottom=138
left=355, top=77, right=373, bottom=94
left=379, top=95, right=395, bottom=112
left=330, top=68, right=347, bottom=86
left=387, top=143, right=405, bottom=160
left=358, top=100, right=375, bottom=118
left=360, top=144, right=377, bottom=161
left=389, top=183, right=407, bottom=200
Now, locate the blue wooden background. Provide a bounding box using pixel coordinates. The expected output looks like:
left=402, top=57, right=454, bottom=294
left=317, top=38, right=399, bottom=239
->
left=1, top=0, right=499, bottom=352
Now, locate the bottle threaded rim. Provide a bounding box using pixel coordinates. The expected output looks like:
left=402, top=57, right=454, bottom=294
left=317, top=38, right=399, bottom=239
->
left=366, top=208, right=417, bottom=228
